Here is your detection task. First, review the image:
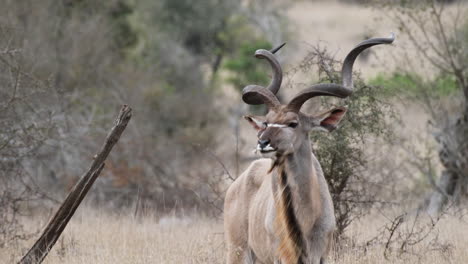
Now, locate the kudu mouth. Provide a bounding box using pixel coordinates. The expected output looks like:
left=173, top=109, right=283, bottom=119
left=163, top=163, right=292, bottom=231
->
left=257, top=144, right=277, bottom=153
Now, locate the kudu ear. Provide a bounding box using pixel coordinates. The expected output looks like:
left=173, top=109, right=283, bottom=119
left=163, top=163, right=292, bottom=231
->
left=244, top=115, right=266, bottom=131
left=309, top=107, right=347, bottom=132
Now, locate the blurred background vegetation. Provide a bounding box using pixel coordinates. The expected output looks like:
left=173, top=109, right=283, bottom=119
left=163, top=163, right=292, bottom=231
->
left=1, top=0, right=467, bottom=259
left=0, top=0, right=288, bottom=241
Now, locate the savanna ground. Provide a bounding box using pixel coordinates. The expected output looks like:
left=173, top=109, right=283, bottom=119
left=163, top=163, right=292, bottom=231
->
left=2, top=208, right=467, bottom=263
left=2, top=0, right=468, bottom=263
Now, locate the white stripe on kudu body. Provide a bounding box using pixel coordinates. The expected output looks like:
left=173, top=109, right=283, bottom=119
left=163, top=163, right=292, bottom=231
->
left=224, top=35, right=394, bottom=264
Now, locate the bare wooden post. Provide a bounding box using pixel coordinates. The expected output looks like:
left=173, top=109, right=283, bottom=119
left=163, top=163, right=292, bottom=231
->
left=19, top=105, right=132, bottom=264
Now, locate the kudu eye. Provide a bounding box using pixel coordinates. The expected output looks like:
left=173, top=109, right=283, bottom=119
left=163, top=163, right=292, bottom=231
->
left=288, top=122, right=298, bottom=128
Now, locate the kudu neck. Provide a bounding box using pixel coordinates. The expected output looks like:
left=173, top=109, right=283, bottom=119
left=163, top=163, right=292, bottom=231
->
left=273, top=135, right=315, bottom=263
left=283, top=136, right=313, bottom=175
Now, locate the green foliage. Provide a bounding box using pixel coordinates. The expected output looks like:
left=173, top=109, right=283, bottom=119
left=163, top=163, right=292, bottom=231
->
left=150, top=0, right=236, bottom=57
left=369, top=72, right=421, bottom=95
left=311, top=80, right=395, bottom=235
left=63, top=0, right=138, bottom=52
left=108, top=1, right=138, bottom=51
left=223, top=40, right=272, bottom=90
left=134, top=0, right=277, bottom=94
left=369, top=72, right=458, bottom=97
left=434, top=74, right=458, bottom=96
left=298, top=47, right=396, bottom=236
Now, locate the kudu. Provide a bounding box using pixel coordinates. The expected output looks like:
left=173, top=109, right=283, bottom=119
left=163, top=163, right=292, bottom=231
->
left=224, top=34, right=395, bottom=264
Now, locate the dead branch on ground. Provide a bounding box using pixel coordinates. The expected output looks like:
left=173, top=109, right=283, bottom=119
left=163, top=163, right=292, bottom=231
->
left=18, top=105, right=132, bottom=264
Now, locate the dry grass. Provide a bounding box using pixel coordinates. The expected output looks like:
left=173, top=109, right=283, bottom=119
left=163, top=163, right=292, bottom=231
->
left=1, top=209, right=224, bottom=264
left=337, top=213, right=468, bottom=264
left=1, top=208, right=467, bottom=263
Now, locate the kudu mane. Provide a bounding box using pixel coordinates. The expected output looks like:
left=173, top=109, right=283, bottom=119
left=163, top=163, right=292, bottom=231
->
left=274, top=157, right=307, bottom=264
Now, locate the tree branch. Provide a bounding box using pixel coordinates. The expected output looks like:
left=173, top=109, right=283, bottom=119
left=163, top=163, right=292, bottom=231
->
left=18, top=105, right=132, bottom=264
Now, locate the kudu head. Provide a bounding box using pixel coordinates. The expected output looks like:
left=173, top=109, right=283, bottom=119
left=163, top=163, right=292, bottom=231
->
left=244, top=34, right=395, bottom=159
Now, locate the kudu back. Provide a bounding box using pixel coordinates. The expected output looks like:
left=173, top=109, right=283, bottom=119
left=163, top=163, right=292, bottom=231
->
left=224, top=34, right=395, bottom=264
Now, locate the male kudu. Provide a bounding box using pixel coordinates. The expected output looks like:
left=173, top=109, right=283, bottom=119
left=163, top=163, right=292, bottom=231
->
left=224, top=34, right=395, bottom=264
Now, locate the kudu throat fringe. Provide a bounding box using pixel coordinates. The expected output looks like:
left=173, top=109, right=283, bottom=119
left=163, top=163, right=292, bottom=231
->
left=274, top=157, right=307, bottom=264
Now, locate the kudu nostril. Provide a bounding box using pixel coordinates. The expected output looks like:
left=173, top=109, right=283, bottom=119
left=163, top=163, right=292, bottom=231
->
left=258, top=139, right=270, bottom=149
